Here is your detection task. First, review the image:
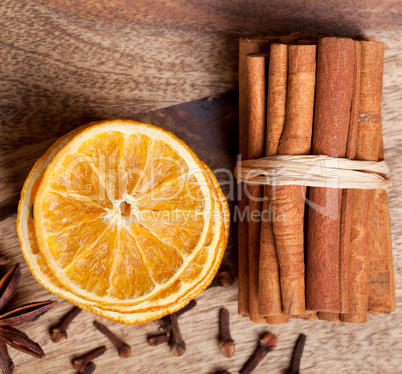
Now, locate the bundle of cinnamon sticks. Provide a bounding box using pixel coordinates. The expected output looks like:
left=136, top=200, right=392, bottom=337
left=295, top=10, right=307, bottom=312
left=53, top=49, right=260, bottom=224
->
left=238, top=33, right=395, bottom=324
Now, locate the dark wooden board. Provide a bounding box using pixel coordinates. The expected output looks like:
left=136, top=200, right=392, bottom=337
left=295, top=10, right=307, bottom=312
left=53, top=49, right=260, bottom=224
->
left=0, top=0, right=401, bottom=373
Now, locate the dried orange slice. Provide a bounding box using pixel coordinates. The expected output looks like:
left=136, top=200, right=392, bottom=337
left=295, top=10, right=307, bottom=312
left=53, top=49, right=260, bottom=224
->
left=98, top=164, right=228, bottom=314
left=92, top=172, right=229, bottom=323
left=17, top=124, right=229, bottom=324
left=32, top=120, right=219, bottom=307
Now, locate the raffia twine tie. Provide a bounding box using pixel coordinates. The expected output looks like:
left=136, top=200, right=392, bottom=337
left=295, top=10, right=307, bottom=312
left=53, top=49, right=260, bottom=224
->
left=234, top=155, right=392, bottom=191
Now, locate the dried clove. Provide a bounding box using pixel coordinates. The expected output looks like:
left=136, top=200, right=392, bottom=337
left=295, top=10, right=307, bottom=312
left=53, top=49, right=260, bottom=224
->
left=208, top=271, right=235, bottom=289
left=94, top=320, right=131, bottom=358
left=218, top=271, right=235, bottom=287
left=50, top=306, right=81, bottom=343
left=286, top=334, right=307, bottom=374
left=150, top=300, right=196, bottom=351
left=170, top=314, right=186, bottom=356
left=176, top=299, right=197, bottom=318
left=239, top=332, right=278, bottom=374
left=80, top=362, right=96, bottom=374
left=156, top=315, right=172, bottom=336
left=72, top=346, right=107, bottom=372
left=155, top=300, right=197, bottom=335
left=147, top=332, right=169, bottom=346
left=218, top=308, right=235, bottom=358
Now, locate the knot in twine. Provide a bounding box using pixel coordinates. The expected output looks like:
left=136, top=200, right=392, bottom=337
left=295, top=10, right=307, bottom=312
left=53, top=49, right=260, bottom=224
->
left=234, top=155, right=392, bottom=191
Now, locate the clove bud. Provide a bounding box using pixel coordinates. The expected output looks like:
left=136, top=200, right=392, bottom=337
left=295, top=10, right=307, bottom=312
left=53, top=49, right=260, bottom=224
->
left=170, top=313, right=186, bottom=356
left=208, top=271, right=235, bottom=289
left=147, top=333, right=169, bottom=346
left=239, top=332, right=278, bottom=374
left=156, top=300, right=197, bottom=335
left=286, top=334, right=307, bottom=374
left=72, top=346, right=107, bottom=372
left=80, top=362, right=96, bottom=374
left=218, top=271, right=235, bottom=287
left=94, top=320, right=131, bottom=358
left=150, top=300, right=197, bottom=349
left=218, top=308, right=235, bottom=358
left=50, top=306, right=81, bottom=343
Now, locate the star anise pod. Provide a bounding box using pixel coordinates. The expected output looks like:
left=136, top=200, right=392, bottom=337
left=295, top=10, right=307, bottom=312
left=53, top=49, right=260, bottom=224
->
left=0, top=263, right=56, bottom=374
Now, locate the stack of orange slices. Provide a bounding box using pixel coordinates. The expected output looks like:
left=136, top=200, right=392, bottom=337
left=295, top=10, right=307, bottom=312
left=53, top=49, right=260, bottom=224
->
left=17, top=120, right=229, bottom=324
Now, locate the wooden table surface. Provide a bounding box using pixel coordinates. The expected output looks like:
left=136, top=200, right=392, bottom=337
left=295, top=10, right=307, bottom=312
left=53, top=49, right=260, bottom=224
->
left=1, top=1, right=402, bottom=373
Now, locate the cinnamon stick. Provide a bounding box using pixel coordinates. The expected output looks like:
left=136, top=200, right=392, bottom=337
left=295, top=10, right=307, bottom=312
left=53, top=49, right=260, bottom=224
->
left=258, top=43, right=288, bottom=317
left=265, top=314, right=289, bottom=325
left=270, top=44, right=316, bottom=315
left=246, top=53, right=267, bottom=323
left=237, top=191, right=250, bottom=316
left=238, top=35, right=301, bottom=318
left=341, top=41, right=384, bottom=323
left=265, top=44, right=289, bottom=157
left=338, top=41, right=362, bottom=316
left=320, top=41, right=362, bottom=322
left=370, top=133, right=396, bottom=314
left=238, top=37, right=276, bottom=318
left=317, top=312, right=341, bottom=322
left=306, top=37, right=355, bottom=313
left=366, top=44, right=395, bottom=315
left=380, top=130, right=395, bottom=313
left=291, top=312, right=319, bottom=321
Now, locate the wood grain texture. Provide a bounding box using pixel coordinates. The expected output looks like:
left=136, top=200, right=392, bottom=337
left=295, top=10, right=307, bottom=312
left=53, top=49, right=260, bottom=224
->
left=39, top=0, right=402, bottom=34
left=0, top=0, right=402, bottom=373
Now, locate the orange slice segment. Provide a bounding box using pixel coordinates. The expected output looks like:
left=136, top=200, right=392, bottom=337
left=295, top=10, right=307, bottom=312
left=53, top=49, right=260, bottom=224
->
left=33, top=120, right=215, bottom=306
